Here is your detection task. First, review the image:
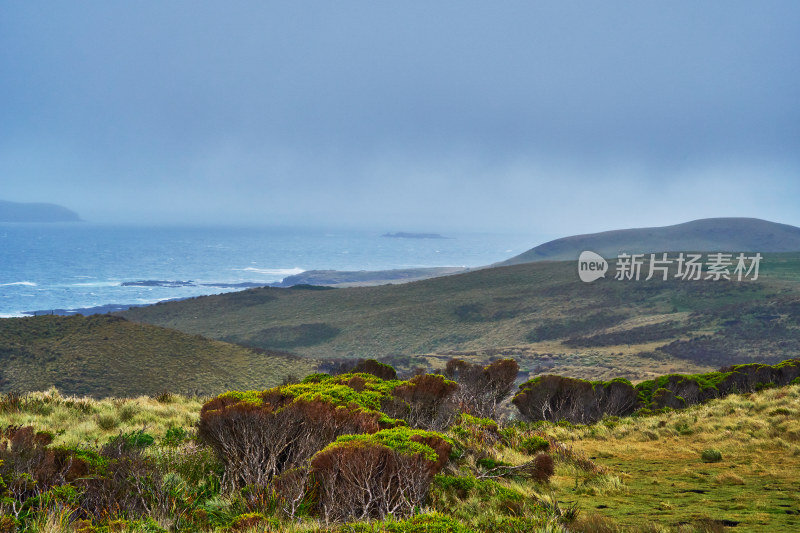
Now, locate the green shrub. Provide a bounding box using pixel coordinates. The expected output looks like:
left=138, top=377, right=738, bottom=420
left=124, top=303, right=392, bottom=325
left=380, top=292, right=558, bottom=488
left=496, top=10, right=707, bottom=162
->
left=701, top=449, right=723, bottom=463
left=105, top=429, right=155, bottom=453
left=476, top=456, right=512, bottom=470
left=519, top=435, right=549, bottom=454
left=162, top=426, right=189, bottom=447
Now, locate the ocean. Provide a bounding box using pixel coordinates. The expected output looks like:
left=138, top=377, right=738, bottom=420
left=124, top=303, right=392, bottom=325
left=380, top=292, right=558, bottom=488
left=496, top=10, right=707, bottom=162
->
left=0, top=223, right=543, bottom=317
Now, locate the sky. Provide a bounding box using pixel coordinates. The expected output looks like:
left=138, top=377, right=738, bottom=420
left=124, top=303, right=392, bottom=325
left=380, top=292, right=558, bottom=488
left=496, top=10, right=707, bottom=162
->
left=1, top=2, right=798, bottom=237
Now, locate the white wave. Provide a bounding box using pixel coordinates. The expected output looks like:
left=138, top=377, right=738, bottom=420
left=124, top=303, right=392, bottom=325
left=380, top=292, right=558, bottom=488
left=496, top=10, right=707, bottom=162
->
left=234, top=267, right=305, bottom=276
left=0, top=281, right=37, bottom=287
left=71, top=281, right=122, bottom=287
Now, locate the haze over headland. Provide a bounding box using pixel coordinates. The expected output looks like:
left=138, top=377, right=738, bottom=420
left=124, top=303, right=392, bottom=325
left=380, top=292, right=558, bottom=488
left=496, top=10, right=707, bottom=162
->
left=0, top=200, right=81, bottom=223
left=1, top=2, right=798, bottom=234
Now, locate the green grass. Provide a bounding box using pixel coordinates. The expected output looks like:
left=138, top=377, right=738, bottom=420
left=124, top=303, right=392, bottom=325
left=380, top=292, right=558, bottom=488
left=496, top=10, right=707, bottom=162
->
left=538, top=383, right=800, bottom=531
left=0, top=388, right=203, bottom=447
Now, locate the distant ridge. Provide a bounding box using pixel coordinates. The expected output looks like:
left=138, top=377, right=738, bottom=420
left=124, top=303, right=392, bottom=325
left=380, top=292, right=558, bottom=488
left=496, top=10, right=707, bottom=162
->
left=0, top=200, right=81, bottom=223
left=381, top=232, right=448, bottom=239
left=500, top=218, right=800, bottom=265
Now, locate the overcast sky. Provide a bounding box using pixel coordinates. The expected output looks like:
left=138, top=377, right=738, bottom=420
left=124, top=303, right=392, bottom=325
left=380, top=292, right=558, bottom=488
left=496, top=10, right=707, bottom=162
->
left=1, top=2, right=798, bottom=236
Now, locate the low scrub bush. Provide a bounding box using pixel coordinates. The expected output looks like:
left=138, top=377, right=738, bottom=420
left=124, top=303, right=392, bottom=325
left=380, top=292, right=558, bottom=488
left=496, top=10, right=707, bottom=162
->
left=348, top=359, right=398, bottom=380
left=514, top=359, right=800, bottom=423
left=310, top=427, right=452, bottom=521
left=637, top=359, right=800, bottom=410
left=445, top=358, right=518, bottom=419
left=700, top=449, right=723, bottom=463
left=103, top=429, right=155, bottom=456
left=388, top=374, right=459, bottom=431
left=512, top=375, right=638, bottom=424
left=199, top=395, right=384, bottom=490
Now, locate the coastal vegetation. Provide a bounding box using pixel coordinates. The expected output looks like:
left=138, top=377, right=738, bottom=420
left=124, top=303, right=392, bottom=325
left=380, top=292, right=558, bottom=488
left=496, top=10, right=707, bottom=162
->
left=1, top=357, right=798, bottom=531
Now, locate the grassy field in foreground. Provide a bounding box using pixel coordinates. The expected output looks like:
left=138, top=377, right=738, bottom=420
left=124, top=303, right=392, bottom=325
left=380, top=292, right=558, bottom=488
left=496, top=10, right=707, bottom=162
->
left=1, top=382, right=797, bottom=532
left=542, top=383, right=800, bottom=531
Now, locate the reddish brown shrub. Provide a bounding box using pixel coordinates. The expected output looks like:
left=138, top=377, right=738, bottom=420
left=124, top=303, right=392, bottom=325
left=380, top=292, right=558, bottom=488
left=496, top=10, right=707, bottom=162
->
left=530, top=452, right=555, bottom=483
left=446, top=358, right=519, bottom=418
left=513, top=375, right=596, bottom=423
left=309, top=431, right=450, bottom=522
left=389, top=374, right=459, bottom=430
left=77, top=452, right=164, bottom=519
left=198, top=397, right=381, bottom=490
left=350, top=359, right=398, bottom=380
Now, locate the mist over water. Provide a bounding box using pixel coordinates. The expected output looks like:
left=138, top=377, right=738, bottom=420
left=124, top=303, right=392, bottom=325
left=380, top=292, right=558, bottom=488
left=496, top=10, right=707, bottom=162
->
left=0, top=223, right=544, bottom=317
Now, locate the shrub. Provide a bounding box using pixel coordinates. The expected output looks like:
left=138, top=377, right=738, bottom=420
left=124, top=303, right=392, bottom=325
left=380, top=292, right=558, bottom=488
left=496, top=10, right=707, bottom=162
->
left=349, top=359, right=398, bottom=380
left=389, top=374, right=459, bottom=430
left=519, top=435, right=549, bottom=455
left=700, top=449, right=723, bottom=463
left=476, top=456, right=511, bottom=471
left=450, top=414, right=501, bottom=451
left=530, top=452, right=555, bottom=483
left=77, top=448, right=166, bottom=521
left=310, top=427, right=451, bottom=521
left=199, top=395, right=383, bottom=490
left=636, top=359, right=800, bottom=411
left=445, top=358, right=519, bottom=419
left=103, top=430, right=155, bottom=456
left=161, top=426, right=189, bottom=447
left=513, top=375, right=639, bottom=424
left=512, top=375, right=596, bottom=424
left=199, top=372, right=465, bottom=490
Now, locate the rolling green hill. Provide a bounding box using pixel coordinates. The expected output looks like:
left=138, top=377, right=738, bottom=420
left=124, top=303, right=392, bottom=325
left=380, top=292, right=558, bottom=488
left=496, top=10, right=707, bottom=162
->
left=500, top=218, right=800, bottom=264
left=121, top=252, right=800, bottom=383
left=0, top=314, right=316, bottom=397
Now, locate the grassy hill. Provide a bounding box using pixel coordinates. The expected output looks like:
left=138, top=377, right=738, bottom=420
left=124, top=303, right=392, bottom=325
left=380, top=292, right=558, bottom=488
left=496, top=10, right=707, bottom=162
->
left=121, top=252, right=800, bottom=383
left=500, top=218, right=800, bottom=264
left=0, top=314, right=316, bottom=397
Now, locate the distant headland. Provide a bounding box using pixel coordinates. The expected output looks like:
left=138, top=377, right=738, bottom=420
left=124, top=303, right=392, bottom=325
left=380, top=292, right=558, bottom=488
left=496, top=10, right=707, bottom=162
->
left=381, top=232, right=449, bottom=239
left=0, top=200, right=82, bottom=223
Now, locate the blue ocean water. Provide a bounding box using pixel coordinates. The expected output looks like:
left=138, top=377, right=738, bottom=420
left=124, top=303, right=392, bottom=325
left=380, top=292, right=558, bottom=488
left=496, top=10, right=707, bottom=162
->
left=0, top=224, right=543, bottom=317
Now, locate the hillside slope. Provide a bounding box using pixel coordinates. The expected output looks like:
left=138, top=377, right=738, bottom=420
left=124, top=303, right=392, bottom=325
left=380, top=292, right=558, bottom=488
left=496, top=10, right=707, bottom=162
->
left=121, top=253, right=800, bottom=382
left=500, top=218, right=800, bottom=264
left=0, top=314, right=315, bottom=397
